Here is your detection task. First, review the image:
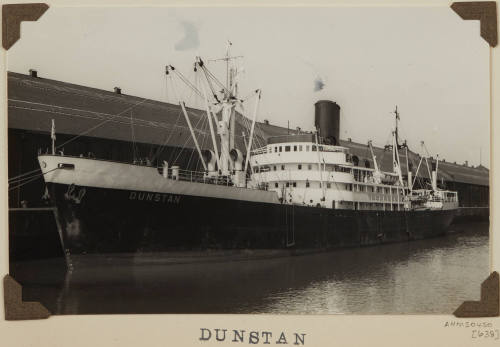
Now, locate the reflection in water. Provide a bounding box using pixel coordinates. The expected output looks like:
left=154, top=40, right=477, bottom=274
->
left=12, top=222, right=489, bottom=314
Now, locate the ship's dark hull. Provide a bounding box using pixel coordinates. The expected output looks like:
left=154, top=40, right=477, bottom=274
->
left=47, top=182, right=458, bottom=256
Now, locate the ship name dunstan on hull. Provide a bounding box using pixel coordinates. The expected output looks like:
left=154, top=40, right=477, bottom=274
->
left=37, top=43, right=459, bottom=258
left=128, top=191, right=181, bottom=204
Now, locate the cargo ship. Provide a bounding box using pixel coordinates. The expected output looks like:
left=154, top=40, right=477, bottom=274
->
left=34, top=50, right=460, bottom=257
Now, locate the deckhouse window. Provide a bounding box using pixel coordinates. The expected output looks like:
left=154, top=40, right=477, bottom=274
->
left=273, top=165, right=277, bottom=171
left=293, top=145, right=297, bottom=151
left=327, top=183, right=331, bottom=189
left=279, top=146, right=282, bottom=152
left=299, top=145, right=303, bottom=151
left=308, top=164, right=312, bottom=170
left=286, top=182, right=290, bottom=187
left=293, top=182, right=297, bottom=187
left=312, top=145, right=317, bottom=151
left=274, top=147, right=277, bottom=153
left=275, top=182, right=278, bottom=188
left=306, top=181, right=310, bottom=188
left=306, top=145, right=310, bottom=151
left=298, top=164, right=302, bottom=170
left=285, top=146, right=291, bottom=152
left=281, top=165, right=285, bottom=170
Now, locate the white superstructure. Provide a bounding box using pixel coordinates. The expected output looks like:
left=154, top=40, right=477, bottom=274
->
left=249, top=137, right=409, bottom=210
left=248, top=132, right=458, bottom=211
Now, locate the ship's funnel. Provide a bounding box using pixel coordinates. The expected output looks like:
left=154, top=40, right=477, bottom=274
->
left=314, top=100, right=340, bottom=145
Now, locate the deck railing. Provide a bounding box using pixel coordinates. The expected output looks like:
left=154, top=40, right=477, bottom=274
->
left=250, top=147, right=268, bottom=155
left=159, top=167, right=236, bottom=186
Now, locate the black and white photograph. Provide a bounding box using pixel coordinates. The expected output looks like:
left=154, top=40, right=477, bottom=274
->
left=5, top=5, right=491, bottom=317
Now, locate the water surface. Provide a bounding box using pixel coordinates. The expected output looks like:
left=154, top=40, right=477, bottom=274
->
left=12, top=221, right=489, bottom=314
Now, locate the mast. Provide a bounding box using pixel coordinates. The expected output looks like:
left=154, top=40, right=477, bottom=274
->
left=198, top=45, right=244, bottom=176
left=167, top=44, right=250, bottom=181
left=51, top=119, right=56, bottom=155
left=226, top=41, right=236, bottom=160
left=390, top=106, right=406, bottom=190
left=392, top=130, right=404, bottom=187
left=394, top=105, right=400, bottom=149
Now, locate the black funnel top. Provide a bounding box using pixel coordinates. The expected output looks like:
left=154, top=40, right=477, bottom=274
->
left=314, top=100, right=340, bottom=145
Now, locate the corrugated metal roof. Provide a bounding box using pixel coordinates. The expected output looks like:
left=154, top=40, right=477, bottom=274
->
left=8, top=71, right=489, bottom=186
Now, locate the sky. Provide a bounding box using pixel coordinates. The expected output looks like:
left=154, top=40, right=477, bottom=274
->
left=7, top=6, right=490, bottom=167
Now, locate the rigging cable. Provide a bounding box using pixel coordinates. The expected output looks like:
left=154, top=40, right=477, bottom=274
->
left=130, top=109, right=138, bottom=162
left=173, top=69, right=203, bottom=99
left=9, top=167, right=59, bottom=192
left=8, top=168, right=42, bottom=183
left=55, top=98, right=149, bottom=150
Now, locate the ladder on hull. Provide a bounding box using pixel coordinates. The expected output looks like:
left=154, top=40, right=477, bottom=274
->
left=285, top=205, right=295, bottom=247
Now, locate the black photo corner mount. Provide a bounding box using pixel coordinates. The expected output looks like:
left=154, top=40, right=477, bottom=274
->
left=454, top=271, right=499, bottom=317
left=451, top=1, right=498, bottom=47
left=2, top=3, right=49, bottom=50
left=3, top=275, right=51, bottom=320
left=3, top=2, right=51, bottom=320
left=451, top=1, right=498, bottom=317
